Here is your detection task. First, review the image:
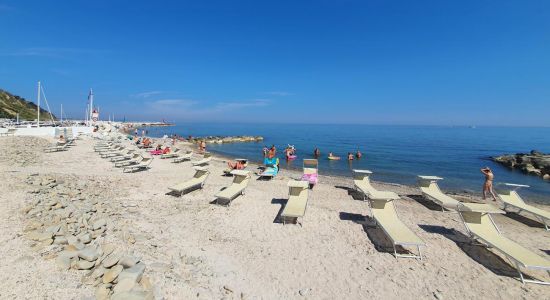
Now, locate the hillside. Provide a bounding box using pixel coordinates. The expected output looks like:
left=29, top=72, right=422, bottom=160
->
left=0, top=89, right=56, bottom=120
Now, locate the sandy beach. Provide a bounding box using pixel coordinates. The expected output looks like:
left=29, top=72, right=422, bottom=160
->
left=1, top=134, right=549, bottom=300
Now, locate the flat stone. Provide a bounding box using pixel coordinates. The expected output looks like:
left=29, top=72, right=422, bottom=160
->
left=78, top=247, right=99, bottom=262
left=103, top=265, right=123, bottom=283
left=102, top=244, right=116, bottom=256
left=118, top=263, right=146, bottom=283
left=56, top=255, right=72, bottom=270
left=79, top=233, right=92, bottom=244
left=76, top=260, right=95, bottom=270
left=102, top=253, right=121, bottom=268
left=139, top=276, right=153, bottom=291
left=113, top=278, right=137, bottom=294
left=119, top=256, right=140, bottom=268
left=53, top=236, right=68, bottom=245
left=91, top=266, right=107, bottom=279
left=95, top=285, right=111, bottom=300
left=93, top=219, right=107, bottom=230
left=37, top=231, right=53, bottom=242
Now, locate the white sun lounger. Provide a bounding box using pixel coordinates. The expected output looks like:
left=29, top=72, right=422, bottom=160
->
left=168, top=166, right=210, bottom=196
left=498, top=183, right=550, bottom=231
left=44, top=143, right=69, bottom=152
left=192, top=153, right=212, bottom=166
left=123, top=157, right=153, bottom=173
left=111, top=151, right=137, bottom=162
left=102, top=148, right=131, bottom=158
left=161, top=148, right=181, bottom=159
left=418, top=175, right=460, bottom=211
left=353, top=170, right=400, bottom=200
left=215, top=170, right=251, bottom=206
left=173, top=150, right=193, bottom=163
left=458, top=202, right=550, bottom=285
left=115, top=154, right=142, bottom=167
left=0, top=128, right=17, bottom=136
left=280, top=180, right=310, bottom=226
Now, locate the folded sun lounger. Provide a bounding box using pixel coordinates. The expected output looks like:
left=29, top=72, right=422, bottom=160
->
left=498, top=183, right=550, bottom=231
left=168, top=166, right=210, bottom=196
left=191, top=153, right=212, bottom=166
left=215, top=170, right=251, bottom=206
left=173, top=150, right=193, bottom=163
left=280, top=180, right=310, bottom=225
left=418, top=175, right=460, bottom=211
left=123, top=157, right=153, bottom=173
left=458, top=202, right=550, bottom=285
left=301, top=159, right=319, bottom=186
left=353, top=170, right=400, bottom=200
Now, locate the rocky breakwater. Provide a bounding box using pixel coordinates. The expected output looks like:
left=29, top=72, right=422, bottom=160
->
left=22, top=173, right=155, bottom=300
left=190, top=135, right=264, bottom=144
left=493, top=150, right=550, bottom=180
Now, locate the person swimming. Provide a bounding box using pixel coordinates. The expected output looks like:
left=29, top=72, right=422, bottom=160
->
left=347, top=152, right=354, bottom=160
left=356, top=150, right=362, bottom=159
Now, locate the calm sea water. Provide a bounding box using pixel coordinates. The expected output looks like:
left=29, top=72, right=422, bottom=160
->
left=143, top=123, right=550, bottom=203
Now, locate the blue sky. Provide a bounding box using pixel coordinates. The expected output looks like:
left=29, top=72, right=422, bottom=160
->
left=1, top=0, right=549, bottom=125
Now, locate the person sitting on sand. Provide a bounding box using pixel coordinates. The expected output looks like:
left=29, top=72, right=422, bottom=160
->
left=57, top=135, right=66, bottom=145
left=143, top=138, right=151, bottom=147
left=356, top=150, right=362, bottom=159
left=347, top=152, right=354, bottom=160
left=314, top=148, right=321, bottom=157
left=162, top=146, right=170, bottom=154
left=481, top=167, right=498, bottom=201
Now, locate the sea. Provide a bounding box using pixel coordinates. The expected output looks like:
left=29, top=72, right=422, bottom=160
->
left=141, top=123, right=550, bottom=203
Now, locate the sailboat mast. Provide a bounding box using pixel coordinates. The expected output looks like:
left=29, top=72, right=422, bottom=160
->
left=37, top=81, right=41, bottom=127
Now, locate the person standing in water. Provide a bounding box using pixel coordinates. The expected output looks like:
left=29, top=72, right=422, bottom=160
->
left=481, top=167, right=498, bottom=201
left=314, top=148, right=321, bottom=157
left=356, top=150, right=362, bottom=159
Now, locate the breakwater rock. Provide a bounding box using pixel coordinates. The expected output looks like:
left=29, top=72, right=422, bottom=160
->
left=493, top=150, right=550, bottom=180
left=190, top=135, right=263, bottom=144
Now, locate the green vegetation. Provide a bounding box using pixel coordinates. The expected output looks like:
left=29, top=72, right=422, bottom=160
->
left=0, top=89, right=56, bottom=120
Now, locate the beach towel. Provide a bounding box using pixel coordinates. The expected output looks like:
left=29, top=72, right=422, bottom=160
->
left=301, top=173, right=318, bottom=185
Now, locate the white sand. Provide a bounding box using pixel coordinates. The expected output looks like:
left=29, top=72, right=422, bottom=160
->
left=1, top=135, right=549, bottom=299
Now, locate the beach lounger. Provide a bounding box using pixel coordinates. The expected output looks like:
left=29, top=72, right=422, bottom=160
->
left=192, top=153, right=212, bottom=166
left=0, top=128, right=17, bottom=136
left=498, top=183, right=550, bottom=231
left=280, top=180, right=310, bottom=225
left=258, top=157, right=279, bottom=179
left=123, top=157, right=153, bottom=173
left=457, top=202, right=550, bottom=285
left=173, top=150, right=193, bottom=163
left=223, top=158, right=248, bottom=175
left=115, top=155, right=142, bottom=167
left=98, top=145, right=124, bottom=155
left=101, top=148, right=131, bottom=158
left=161, top=148, right=181, bottom=159
left=111, top=151, right=137, bottom=162
left=418, top=175, right=460, bottom=211
left=215, top=170, right=251, bottom=206
left=368, top=198, right=425, bottom=260
left=44, top=143, right=69, bottom=152
left=353, top=170, right=400, bottom=201
left=168, top=166, right=210, bottom=196
left=301, top=159, right=319, bottom=187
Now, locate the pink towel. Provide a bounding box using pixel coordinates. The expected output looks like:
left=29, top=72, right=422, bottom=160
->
left=301, top=173, right=318, bottom=185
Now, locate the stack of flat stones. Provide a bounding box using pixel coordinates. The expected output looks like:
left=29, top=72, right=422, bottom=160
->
left=22, top=173, right=154, bottom=300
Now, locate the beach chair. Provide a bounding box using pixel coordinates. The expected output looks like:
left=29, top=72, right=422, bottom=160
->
left=457, top=202, right=550, bottom=285
left=173, top=150, right=193, bottom=163
left=258, top=157, right=279, bottom=179
left=215, top=170, right=251, bottom=206
left=0, top=128, right=17, bottom=136
left=353, top=170, right=400, bottom=201
left=111, top=150, right=137, bottom=162
left=168, top=166, right=210, bottom=196
left=161, top=148, right=181, bottom=159
left=44, top=143, right=69, bottom=152
left=115, top=154, right=142, bottom=167
left=223, top=158, right=248, bottom=175
left=280, top=180, right=310, bottom=225
left=498, top=183, right=550, bottom=231
left=418, top=175, right=460, bottom=211
left=101, top=147, right=130, bottom=158
left=301, top=159, right=319, bottom=187
left=98, top=145, right=124, bottom=155
left=123, top=157, right=153, bottom=173
left=192, top=153, right=212, bottom=166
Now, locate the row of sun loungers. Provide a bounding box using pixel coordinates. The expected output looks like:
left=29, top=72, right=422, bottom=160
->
left=0, top=128, right=17, bottom=136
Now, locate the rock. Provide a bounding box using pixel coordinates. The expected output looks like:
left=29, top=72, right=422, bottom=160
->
left=433, top=292, right=443, bottom=300
left=139, top=276, right=153, bottom=291
left=78, top=247, right=99, bottom=262
left=76, top=260, right=95, bottom=270
left=53, top=236, right=68, bottom=245
left=544, top=174, right=550, bottom=180
left=37, top=231, right=53, bottom=242
left=111, top=291, right=154, bottom=300
left=93, top=219, right=107, bottom=230
left=102, top=252, right=121, bottom=268
left=113, top=278, right=136, bottom=294
left=299, top=288, right=310, bottom=296
left=56, top=255, right=72, bottom=270
left=91, top=266, right=107, bottom=279
left=78, top=233, right=92, bottom=244
left=119, top=256, right=140, bottom=268
left=118, top=263, right=146, bottom=283
left=103, top=265, right=123, bottom=283
left=95, top=285, right=111, bottom=300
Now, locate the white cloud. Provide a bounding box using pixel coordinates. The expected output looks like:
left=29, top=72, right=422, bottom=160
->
left=132, top=91, right=165, bottom=98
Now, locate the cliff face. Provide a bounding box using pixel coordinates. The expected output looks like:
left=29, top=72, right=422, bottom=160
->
left=493, top=150, right=550, bottom=180
left=0, top=89, right=56, bottom=120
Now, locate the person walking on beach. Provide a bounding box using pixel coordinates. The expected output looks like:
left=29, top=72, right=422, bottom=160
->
left=481, top=167, right=498, bottom=201
left=199, top=140, right=206, bottom=153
